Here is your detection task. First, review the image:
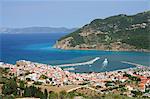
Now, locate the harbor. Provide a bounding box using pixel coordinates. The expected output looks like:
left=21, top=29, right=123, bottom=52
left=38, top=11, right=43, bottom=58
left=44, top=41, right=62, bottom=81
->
left=55, top=57, right=100, bottom=67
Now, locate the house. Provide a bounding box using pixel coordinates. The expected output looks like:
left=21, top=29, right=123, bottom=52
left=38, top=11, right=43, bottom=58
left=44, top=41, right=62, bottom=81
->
left=126, top=85, right=133, bottom=91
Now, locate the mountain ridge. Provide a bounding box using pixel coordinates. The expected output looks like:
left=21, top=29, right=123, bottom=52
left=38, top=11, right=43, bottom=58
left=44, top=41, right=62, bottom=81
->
left=54, top=11, right=150, bottom=52
left=0, top=27, right=77, bottom=34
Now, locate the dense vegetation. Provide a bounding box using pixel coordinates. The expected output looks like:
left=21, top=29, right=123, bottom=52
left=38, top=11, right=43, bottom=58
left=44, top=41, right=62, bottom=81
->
left=57, top=11, right=150, bottom=50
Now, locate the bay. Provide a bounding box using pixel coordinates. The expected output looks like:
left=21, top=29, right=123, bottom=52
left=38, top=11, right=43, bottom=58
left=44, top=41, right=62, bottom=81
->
left=0, top=33, right=149, bottom=73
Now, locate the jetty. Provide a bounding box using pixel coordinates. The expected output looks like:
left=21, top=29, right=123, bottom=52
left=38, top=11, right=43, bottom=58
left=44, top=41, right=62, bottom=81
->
left=121, top=61, right=149, bottom=67
left=55, top=57, right=100, bottom=67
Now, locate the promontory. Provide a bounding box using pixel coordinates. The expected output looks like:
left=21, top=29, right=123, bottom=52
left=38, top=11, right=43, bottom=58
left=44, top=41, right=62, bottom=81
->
left=54, top=11, right=150, bottom=52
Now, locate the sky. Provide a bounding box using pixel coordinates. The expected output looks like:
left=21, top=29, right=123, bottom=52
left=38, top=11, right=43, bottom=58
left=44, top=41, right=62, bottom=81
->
left=0, top=0, right=150, bottom=28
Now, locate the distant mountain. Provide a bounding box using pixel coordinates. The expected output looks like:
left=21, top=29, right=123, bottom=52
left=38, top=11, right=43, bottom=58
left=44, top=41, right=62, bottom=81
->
left=0, top=27, right=77, bottom=34
left=54, top=11, right=150, bottom=52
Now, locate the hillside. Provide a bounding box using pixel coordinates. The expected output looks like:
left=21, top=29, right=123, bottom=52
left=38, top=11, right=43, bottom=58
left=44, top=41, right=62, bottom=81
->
left=54, top=11, right=150, bottom=52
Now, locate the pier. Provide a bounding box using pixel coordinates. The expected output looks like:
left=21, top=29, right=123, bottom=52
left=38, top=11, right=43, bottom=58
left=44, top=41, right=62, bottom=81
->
left=121, top=61, right=149, bottom=67
left=55, top=57, right=100, bottom=67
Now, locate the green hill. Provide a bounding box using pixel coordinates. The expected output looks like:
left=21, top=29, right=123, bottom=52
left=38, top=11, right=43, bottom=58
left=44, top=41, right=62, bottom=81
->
left=54, top=11, right=150, bottom=52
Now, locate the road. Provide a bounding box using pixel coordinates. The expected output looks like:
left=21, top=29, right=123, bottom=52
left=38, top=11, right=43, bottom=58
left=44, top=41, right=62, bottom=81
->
left=67, top=85, right=101, bottom=93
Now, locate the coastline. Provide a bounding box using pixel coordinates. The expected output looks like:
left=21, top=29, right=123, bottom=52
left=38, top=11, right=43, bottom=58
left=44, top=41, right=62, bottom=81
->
left=121, top=61, right=149, bottom=67
left=34, top=60, right=149, bottom=73
left=1, top=59, right=148, bottom=74
left=111, top=61, right=149, bottom=72
left=53, top=46, right=150, bottom=53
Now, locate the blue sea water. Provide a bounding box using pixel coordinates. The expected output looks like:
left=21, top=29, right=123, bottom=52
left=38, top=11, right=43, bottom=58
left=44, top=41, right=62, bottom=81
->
left=0, top=33, right=150, bottom=73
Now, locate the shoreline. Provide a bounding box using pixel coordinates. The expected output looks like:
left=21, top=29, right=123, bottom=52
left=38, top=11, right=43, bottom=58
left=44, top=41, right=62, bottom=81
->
left=55, top=60, right=148, bottom=73
left=1, top=60, right=148, bottom=74
left=121, top=61, right=149, bottom=67
left=108, top=61, right=149, bottom=72
left=53, top=46, right=150, bottom=53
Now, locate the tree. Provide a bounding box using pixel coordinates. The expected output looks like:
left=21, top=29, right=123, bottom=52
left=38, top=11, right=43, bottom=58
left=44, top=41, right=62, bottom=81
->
left=23, top=86, right=44, bottom=98
left=2, top=78, right=18, bottom=96
left=19, top=80, right=25, bottom=90
left=67, top=92, right=77, bottom=99
left=131, top=90, right=143, bottom=97
left=24, top=86, right=31, bottom=97
left=35, top=87, right=44, bottom=98
left=49, top=78, right=52, bottom=81
left=44, top=89, right=48, bottom=99
left=33, top=81, right=42, bottom=85
left=49, top=91, right=58, bottom=99
left=59, top=90, right=67, bottom=99
left=40, top=75, right=48, bottom=79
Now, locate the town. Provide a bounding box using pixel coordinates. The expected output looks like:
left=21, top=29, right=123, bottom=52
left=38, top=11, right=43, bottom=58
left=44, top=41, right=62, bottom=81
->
left=0, top=60, right=150, bottom=98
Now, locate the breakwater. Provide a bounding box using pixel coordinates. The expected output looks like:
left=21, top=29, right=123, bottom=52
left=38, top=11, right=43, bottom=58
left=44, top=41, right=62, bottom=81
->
left=121, top=61, right=149, bottom=67
left=55, top=57, right=100, bottom=67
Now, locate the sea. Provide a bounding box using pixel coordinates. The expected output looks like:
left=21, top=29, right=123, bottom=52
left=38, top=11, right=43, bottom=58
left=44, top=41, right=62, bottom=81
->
left=0, top=33, right=150, bottom=73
